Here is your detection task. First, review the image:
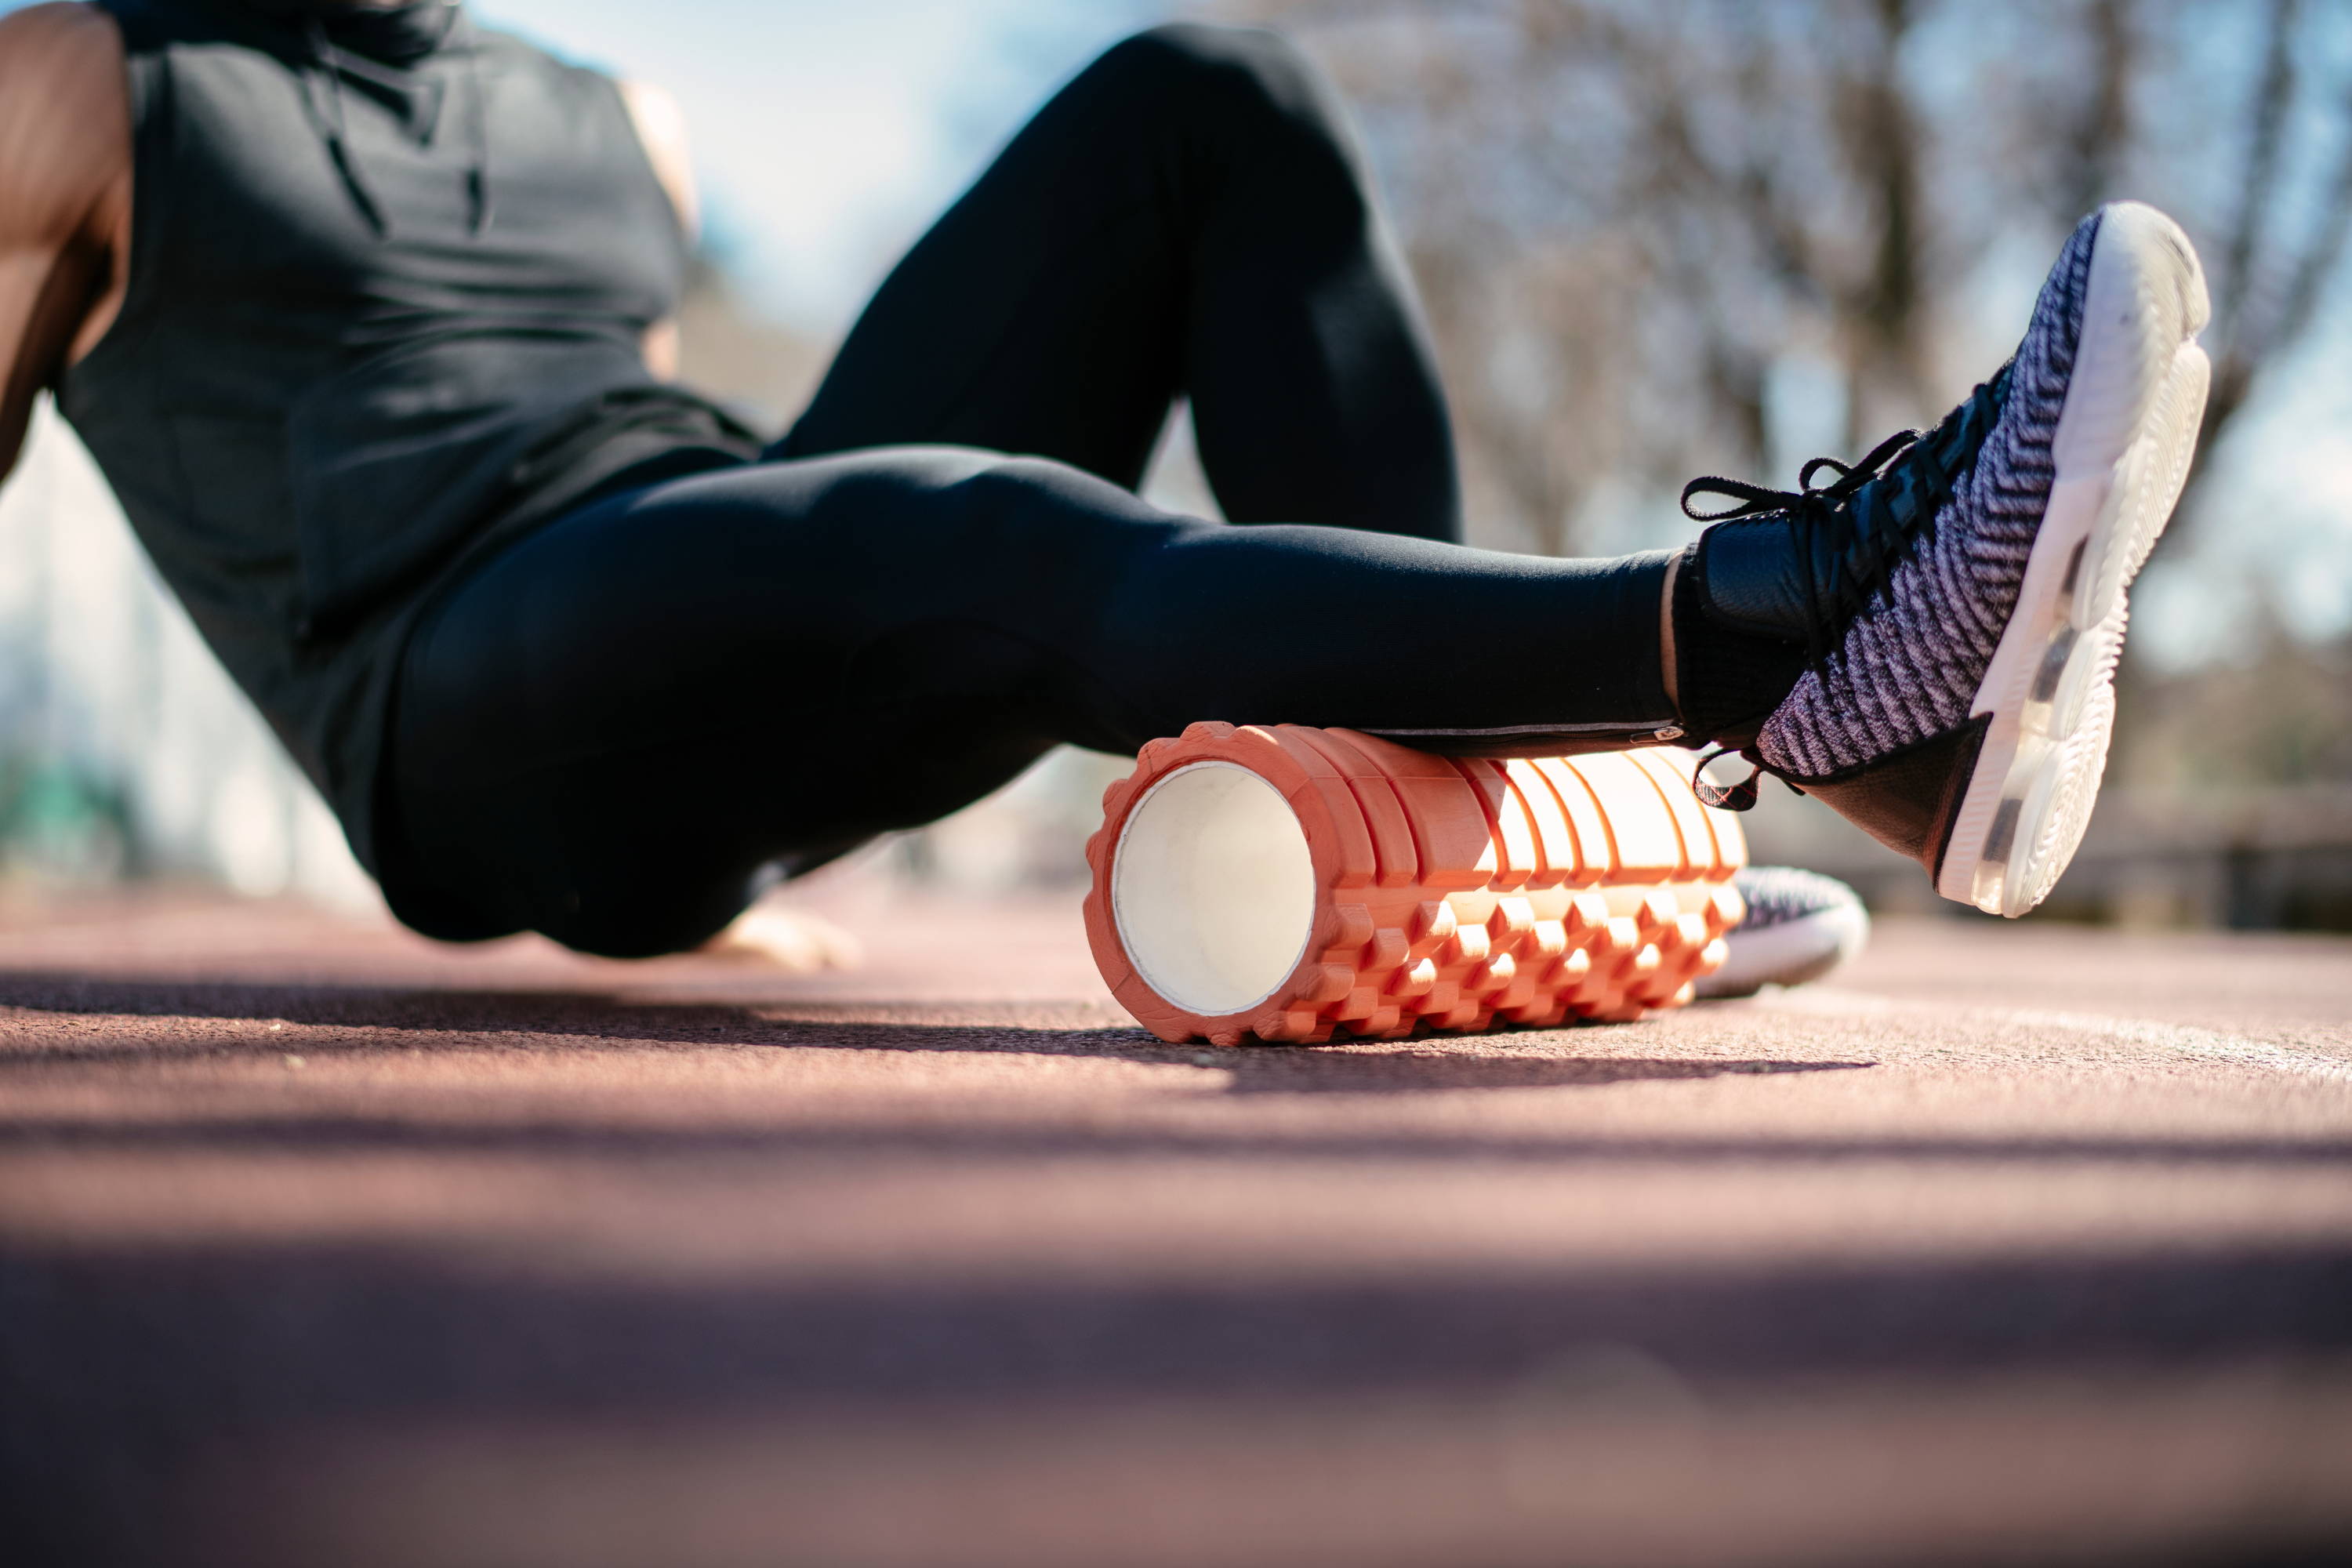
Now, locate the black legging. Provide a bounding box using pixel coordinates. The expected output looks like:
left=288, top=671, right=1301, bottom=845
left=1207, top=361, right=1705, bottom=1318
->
left=383, top=24, right=1678, bottom=956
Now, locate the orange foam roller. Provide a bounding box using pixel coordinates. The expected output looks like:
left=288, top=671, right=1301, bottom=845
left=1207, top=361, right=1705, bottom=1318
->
left=1083, top=724, right=1748, bottom=1046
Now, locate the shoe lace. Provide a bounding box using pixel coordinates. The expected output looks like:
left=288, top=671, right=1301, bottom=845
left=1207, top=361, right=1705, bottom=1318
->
left=1679, top=426, right=1926, bottom=678
left=1677, top=436, right=1916, bottom=816
left=1692, top=739, right=1828, bottom=813
left=1675, top=364, right=2013, bottom=812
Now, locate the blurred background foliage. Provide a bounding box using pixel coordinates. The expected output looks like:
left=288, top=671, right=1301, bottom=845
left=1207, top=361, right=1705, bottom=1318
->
left=1229, top=0, right=2350, bottom=561
left=2, top=0, right=2348, bottom=927
left=1198, top=0, right=2352, bottom=924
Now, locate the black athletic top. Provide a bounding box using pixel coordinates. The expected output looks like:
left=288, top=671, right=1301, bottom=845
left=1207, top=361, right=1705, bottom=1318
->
left=56, top=0, right=762, bottom=875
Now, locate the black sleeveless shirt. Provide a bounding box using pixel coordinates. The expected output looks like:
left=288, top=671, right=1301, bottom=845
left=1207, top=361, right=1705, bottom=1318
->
left=57, top=0, right=762, bottom=877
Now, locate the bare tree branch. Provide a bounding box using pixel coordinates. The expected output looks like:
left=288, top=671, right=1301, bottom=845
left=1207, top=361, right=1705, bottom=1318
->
left=1232, top=0, right=2349, bottom=560
left=2268, top=66, right=2352, bottom=357
left=2058, top=0, right=2137, bottom=221
left=2216, top=0, right=2299, bottom=346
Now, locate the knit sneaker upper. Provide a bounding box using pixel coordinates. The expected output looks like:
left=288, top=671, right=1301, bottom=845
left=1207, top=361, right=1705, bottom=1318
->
left=1693, top=865, right=1871, bottom=998
left=1730, top=865, right=1862, bottom=932
left=1755, top=211, right=2099, bottom=779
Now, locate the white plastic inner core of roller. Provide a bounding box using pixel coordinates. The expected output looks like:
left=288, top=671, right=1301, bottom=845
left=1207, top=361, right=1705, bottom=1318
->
left=1110, top=761, right=1316, bottom=1018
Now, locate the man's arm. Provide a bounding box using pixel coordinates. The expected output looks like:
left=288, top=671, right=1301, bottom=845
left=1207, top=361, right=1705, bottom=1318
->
left=618, top=78, right=695, bottom=383
left=0, top=3, right=129, bottom=484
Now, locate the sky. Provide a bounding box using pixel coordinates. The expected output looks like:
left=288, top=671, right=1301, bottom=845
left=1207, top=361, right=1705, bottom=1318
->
left=0, top=0, right=1155, bottom=332
left=479, top=0, right=1164, bottom=332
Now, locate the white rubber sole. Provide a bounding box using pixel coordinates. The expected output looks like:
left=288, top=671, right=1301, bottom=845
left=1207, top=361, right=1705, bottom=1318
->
left=1935, top=202, right=2211, bottom=916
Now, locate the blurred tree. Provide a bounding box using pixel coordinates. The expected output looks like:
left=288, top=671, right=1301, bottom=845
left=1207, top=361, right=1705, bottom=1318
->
left=2115, top=603, right=2352, bottom=789
left=1221, top=0, right=2352, bottom=557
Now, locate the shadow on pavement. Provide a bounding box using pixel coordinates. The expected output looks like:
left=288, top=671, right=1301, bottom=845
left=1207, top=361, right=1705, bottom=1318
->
left=0, top=970, right=1875, bottom=1093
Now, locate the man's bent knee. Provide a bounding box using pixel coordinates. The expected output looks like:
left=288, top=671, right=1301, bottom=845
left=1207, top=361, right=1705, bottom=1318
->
left=1088, top=22, right=1348, bottom=153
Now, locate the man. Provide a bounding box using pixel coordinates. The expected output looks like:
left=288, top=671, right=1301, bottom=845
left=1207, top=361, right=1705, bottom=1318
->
left=0, top=0, right=2209, bottom=958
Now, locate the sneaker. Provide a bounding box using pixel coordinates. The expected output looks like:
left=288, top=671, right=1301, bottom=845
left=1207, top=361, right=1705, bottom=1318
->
left=1694, top=866, right=1869, bottom=999
left=1672, top=201, right=2209, bottom=916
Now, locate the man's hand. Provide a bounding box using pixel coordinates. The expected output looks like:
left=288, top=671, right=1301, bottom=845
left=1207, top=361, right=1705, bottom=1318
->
left=0, top=2, right=129, bottom=481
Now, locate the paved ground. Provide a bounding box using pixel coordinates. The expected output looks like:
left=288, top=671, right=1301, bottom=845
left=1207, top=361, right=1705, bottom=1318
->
left=2, top=885, right=2350, bottom=1567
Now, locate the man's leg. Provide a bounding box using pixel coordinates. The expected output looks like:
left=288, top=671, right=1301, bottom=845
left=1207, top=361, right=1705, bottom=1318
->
left=385, top=448, right=1672, bottom=957
left=381, top=26, right=1669, bottom=958
left=779, top=24, right=1460, bottom=542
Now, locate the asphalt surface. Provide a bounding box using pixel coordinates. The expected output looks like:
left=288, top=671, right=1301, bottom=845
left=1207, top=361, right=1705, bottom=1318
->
left=2, top=886, right=2350, bottom=1567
